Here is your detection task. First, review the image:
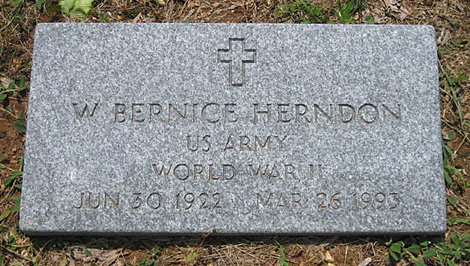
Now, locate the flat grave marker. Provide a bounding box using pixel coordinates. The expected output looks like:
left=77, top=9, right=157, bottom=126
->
left=20, top=23, right=445, bottom=235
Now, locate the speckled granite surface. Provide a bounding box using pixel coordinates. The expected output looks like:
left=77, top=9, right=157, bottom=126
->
left=20, top=23, right=445, bottom=235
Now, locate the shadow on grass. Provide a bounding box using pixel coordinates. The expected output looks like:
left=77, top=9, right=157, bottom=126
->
left=29, top=234, right=445, bottom=251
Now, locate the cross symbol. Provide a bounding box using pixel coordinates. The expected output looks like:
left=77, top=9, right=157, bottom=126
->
left=217, top=38, right=256, bottom=87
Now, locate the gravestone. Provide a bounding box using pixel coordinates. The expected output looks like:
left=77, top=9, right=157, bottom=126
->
left=20, top=23, right=445, bottom=235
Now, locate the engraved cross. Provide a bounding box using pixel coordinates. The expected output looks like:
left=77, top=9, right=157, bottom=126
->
left=218, top=38, right=256, bottom=87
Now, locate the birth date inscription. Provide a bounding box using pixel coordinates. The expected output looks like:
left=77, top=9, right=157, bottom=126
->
left=73, top=191, right=225, bottom=211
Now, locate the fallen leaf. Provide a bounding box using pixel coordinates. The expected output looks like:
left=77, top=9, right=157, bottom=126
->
left=72, top=248, right=124, bottom=264
left=383, top=0, right=412, bottom=20
left=362, top=7, right=388, bottom=24
left=59, top=0, right=94, bottom=17
left=325, top=251, right=334, bottom=262
left=0, top=77, right=13, bottom=89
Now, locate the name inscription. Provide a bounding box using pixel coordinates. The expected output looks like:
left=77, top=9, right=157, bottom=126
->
left=73, top=102, right=401, bottom=125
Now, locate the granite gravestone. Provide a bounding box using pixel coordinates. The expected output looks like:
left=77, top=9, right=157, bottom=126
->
left=20, top=23, right=445, bottom=235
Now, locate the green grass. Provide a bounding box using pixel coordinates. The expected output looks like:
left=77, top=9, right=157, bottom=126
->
left=138, top=246, right=161, bottom=266
left=275, top=241, right=290, bottom=266
left=279, top=0, right=327, bottom=23
left=334, top=0, right=356, bottom=24
left=438, top=39, right=464, bottom=57
left=0, top=77, right=27, bottom=135
left=441, top=71, right=469, bottom=190
left=443, top=131, right=466, bottom=187
left=388, top=234, right=470, bottom=266
left=278, top=0, right=368, bottom=24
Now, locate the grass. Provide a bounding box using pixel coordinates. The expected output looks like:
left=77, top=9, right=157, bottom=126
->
left=138, top=246, right=161, bottom=266
left=278, top=0, right=368, bottom=24
left=0, top=77, right=28, bottom=135
left=0, top=0, right=469, bottom=265
left=275, top=241, right=290, bottom=266
left=278, top=0, right=327, bottom=23
left=388, top=234, right=470, bottom=266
